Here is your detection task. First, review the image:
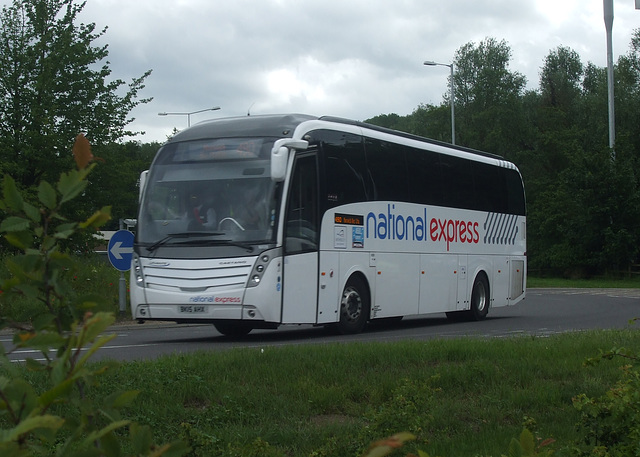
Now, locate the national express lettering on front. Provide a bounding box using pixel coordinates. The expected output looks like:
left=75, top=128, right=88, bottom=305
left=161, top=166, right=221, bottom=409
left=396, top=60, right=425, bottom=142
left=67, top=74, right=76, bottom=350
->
left=335, top=204, right=520, bottom=251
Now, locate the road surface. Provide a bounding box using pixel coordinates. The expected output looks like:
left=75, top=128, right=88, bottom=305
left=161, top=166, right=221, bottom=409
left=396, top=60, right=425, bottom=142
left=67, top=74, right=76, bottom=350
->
left=3, top=288, right=639, bottom=363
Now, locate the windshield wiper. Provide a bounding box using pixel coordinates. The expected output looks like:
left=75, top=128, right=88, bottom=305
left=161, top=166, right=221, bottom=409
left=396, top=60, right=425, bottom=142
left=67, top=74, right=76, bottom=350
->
left=146, top=232, right=225, bottom=252
left=198, top=239, right=255, bottom=252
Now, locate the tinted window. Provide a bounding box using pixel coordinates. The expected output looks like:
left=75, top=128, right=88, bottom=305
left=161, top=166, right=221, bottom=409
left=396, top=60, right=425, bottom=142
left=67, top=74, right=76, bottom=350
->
left=285, top=155, right=319, bottom=254
left=317, top=130, right=368, bottom=210
left=439, top=154, right=475, bottom=210
left=406, top=147, right=444, bottom=206
left=313, top=128, right=524, bottom=215
left=505, top=168, right=526, bottom=215
left=473, top=161, right=508, bottom=213
left=364, top=138, right=409, bottom=202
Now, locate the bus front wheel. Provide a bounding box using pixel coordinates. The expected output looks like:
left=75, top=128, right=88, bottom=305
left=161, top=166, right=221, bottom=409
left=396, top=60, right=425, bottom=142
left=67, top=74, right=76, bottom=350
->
left=469, top=274, right=490, bottom=321
left=337, top=276, right=370, bottom=334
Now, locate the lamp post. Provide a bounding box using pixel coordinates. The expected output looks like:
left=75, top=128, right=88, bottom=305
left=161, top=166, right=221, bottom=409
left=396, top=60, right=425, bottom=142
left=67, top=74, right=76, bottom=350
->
left=423, top=60, right=455, bottom=145
left=603, top=0, right=615, bottom=155
left=158, top=106, right=221, bottom=127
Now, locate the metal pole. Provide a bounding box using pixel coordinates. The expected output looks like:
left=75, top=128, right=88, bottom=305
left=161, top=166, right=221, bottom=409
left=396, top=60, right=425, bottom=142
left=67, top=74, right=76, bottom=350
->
left=423, top=60, right=456, bottom=144
left=450, top=64, right=456, bottom=145
left=118, top=219, right=126, bottom=316
left=604, top=0, right=615, bottom=157
left=158, top=106, right=220, bottom=128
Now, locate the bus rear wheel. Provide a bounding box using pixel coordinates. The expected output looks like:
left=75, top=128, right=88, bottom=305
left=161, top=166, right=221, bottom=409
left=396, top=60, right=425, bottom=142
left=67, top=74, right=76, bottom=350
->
left=337, top=276, right=369, bottom=334
left=213, top=321, right=253, bottom=337
left=469, top=274, right=490, bottom=321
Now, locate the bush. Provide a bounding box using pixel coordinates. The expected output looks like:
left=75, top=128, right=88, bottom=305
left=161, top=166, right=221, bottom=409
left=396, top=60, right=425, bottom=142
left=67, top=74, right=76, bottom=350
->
left=573, top=340, right=640, bottom=456
left=0, top=135, right=188, bottom=456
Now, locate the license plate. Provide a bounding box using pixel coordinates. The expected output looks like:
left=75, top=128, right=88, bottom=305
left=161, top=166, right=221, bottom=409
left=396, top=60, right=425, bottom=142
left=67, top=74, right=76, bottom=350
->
left=179, top=305, right=206, bottom=313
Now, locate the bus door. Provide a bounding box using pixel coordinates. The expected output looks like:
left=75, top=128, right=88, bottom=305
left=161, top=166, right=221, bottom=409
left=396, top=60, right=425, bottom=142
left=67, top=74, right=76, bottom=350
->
left=281, top=154, right=319, bottom=324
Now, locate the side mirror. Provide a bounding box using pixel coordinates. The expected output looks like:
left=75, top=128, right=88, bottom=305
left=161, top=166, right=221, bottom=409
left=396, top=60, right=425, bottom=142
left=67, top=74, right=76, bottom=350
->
left=271, top=146, right=289, bottom=182
left=139, top=170, right=148, bottom=201
left=270, top=139, right=308, bottom=182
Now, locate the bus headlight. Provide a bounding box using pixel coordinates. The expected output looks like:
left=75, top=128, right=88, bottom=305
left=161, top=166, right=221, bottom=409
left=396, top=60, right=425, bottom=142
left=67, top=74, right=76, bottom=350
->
left=247, top=248, right=281, bottom=288
left=133, top=255, right=145, bottom=287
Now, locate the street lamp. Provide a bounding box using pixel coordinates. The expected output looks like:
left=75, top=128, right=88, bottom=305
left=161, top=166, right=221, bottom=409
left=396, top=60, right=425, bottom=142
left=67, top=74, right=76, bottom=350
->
left=423, top=60, right=455, bottom=145
left=158, top=106, right=221, bottom=127
left=603, top=0, right=615, bottom=155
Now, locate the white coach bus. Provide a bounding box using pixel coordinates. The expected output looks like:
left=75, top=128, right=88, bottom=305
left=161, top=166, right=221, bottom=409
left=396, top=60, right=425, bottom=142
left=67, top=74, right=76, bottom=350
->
left=131, top=114, right=526, bottom=336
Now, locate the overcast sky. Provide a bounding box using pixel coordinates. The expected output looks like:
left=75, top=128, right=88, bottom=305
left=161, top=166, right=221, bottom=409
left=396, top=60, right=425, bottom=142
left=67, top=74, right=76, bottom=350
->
left=5, top=0, right=640, bottom=143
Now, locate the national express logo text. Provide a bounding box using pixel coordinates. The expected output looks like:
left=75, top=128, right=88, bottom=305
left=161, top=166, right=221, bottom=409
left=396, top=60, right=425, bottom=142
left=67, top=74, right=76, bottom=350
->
left=365, top=204, right=479, bottom=251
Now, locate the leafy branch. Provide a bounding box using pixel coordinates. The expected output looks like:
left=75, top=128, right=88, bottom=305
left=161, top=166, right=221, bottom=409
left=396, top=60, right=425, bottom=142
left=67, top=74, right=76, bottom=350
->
left=0, top=134, right=188, bottom=456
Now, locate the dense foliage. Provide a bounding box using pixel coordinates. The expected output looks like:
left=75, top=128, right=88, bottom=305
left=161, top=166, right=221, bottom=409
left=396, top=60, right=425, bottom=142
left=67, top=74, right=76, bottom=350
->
left=0, top=136, right=188, bottom=456
left=367, top=35, right=640, bottom=276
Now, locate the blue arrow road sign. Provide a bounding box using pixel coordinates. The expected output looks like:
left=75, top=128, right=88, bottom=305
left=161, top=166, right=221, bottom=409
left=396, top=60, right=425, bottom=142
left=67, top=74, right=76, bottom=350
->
left=107, top=229, right=134, bottom=271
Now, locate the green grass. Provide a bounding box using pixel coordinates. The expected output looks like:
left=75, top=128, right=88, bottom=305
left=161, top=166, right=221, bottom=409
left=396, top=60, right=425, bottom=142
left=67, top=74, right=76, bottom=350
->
left=16, top=329, right=638, bottom=456
left=0, top=253, right=124, bottom=323
left=528, top=275, right=640, bottom=289
left=3, top=254, right=640, bottom=455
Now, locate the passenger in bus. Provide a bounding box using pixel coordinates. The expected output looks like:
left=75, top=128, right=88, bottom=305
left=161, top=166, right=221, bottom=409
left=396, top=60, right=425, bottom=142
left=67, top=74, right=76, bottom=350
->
left=188, top=193, right=217, bottom=231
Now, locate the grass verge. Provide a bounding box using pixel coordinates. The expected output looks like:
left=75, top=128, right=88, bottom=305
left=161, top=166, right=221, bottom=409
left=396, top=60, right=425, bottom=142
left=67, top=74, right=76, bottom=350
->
left=527, top=275, right=640, bottom=289
left=0, top=253, right=124, bottom=322
left=13, top=328, right=639, bottom=456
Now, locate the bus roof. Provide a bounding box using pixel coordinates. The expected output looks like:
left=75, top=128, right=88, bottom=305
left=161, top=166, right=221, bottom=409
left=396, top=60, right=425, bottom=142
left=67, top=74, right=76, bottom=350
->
left=168, top=113, right=504, bottom=161
left=318, top=116, right=504, bottom=160
left=168, top=114, right=318, bottom=143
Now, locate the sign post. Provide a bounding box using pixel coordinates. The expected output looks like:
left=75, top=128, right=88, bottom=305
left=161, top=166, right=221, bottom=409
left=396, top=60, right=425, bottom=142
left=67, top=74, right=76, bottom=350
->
left=107, top=229, right=135, bottom=315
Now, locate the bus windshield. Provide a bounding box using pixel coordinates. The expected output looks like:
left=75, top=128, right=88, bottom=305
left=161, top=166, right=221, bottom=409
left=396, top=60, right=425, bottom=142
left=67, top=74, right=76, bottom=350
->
left=136, top=137, right=280, bottom=248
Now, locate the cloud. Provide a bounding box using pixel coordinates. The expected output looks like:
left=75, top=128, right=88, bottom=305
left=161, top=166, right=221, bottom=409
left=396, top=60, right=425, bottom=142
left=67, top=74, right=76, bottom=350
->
left=2, top=0, right=639, bottom=142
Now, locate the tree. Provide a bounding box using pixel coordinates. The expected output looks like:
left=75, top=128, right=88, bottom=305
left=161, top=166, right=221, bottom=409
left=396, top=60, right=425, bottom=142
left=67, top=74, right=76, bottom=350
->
left=408, top=103, right=451, bottom=141
left=0, top=0, right=152, bottom=190
left=521, top=38, right=640, bottom=275
left=85, top=141, right=160, bottom=229
left=539, top=46, right=583, bottom=111
left=451, top=38, right=528, bottom=157
left=615, top=29, right=640, bottom=157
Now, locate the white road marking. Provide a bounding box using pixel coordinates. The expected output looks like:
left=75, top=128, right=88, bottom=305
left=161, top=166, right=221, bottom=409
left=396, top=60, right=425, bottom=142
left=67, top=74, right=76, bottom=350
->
left=8, top=342, right=159, bottom=363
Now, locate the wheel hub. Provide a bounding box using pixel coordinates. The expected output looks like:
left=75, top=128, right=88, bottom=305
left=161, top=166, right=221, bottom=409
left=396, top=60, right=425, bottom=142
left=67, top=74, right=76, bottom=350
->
left=341, top=287, right=362, bottom=322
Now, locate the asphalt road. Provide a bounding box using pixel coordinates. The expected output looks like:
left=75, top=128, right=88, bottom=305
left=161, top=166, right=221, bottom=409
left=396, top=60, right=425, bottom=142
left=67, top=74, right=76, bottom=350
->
left=3, top=288, right=639, bottom=363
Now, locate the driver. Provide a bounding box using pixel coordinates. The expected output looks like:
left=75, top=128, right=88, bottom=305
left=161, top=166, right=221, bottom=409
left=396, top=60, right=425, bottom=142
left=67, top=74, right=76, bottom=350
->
left=225, top=181, right=266, bottom=231
left=236, top=185, right=264, bottom=229
left=188, top=193, right=217, bottom=230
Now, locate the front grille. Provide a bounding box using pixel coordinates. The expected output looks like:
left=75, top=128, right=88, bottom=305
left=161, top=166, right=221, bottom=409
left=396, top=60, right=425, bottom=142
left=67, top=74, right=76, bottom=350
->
left=142, top=258, right=254, bottom=293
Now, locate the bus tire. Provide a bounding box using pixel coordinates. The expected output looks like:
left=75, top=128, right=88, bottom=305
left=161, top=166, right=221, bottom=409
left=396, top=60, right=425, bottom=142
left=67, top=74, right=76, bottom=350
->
left=337, top=276, right=370, bottom=334
left=213, top=321, right=253, bottom=337
left=469, top=273, right=490, bottom=321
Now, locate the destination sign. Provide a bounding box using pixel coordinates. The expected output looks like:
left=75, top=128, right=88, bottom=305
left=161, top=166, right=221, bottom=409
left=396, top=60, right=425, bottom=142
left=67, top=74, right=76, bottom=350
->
left=334, top=213, right=364, bottom=226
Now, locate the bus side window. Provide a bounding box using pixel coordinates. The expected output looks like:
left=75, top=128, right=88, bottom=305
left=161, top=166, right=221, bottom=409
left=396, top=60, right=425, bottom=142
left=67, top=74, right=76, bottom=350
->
left=364, top=138, right=409, bottom=202
left=440, top=154, right=475, bottom=210
left=285, top=155, right=319, bottom=254
left=319, top=130, right=368, bottom=209
left=406, top=147, right=444, bottom=207
left=505, top=168, right=526, bottom=216
left=473, top=161, right=507, bottom=213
